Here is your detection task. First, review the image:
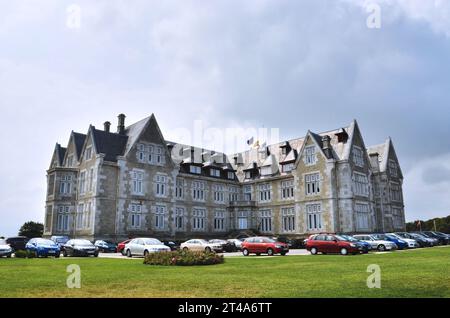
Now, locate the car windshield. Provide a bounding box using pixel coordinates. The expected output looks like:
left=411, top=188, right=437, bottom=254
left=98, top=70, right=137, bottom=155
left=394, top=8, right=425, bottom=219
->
left=197, top=239, right=208, bottom=244
left=0, top=239, right=7, bottom=245
left=35, top=239, right=55, bottom=245
left=54, top=237, right=68, bottom=243
left=334, top=235, right=348, bottom=241
left=373, top=234, right=387, bottom=240
left=143, top=239, right=162, bottom=245
left=72, top=240, right=92, bottom=246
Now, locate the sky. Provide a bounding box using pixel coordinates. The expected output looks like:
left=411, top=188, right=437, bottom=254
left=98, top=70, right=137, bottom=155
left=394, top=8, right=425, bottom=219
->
left=1, top=0, right=450, bottom=236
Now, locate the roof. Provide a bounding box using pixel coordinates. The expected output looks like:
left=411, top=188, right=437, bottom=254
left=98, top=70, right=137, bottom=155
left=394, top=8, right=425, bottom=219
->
left=57, top=145, right=67, bottom=166
left=92, top=128, right=128, bottom=162
left=72, top=132, right=87, bottom=160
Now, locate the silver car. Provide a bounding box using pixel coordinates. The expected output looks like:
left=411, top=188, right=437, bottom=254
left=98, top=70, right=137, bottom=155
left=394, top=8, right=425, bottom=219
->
left=124, top=238, right=170, bottom=257
left=353, top=234, right=397, bottom=251
left=0, top=239, right=12, bottom=258
left=180, top=239, right=223, bottom=253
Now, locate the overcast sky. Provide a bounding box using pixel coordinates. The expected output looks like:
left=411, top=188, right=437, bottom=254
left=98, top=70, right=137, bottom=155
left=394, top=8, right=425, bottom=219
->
left=1, top=0, right=450, bottom=236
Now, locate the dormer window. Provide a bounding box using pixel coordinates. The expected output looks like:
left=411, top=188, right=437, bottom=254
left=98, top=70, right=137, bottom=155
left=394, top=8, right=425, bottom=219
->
left=282, top=163, right=294, bottom=173
left=389, top=160, right=398, bottom=177
left=210, top=169, right=221, bottom=177
left=85, top=146, right=92, bottom=160
left=304, top=146, right=317, bottom=165
left=245, top=171, right=252, bottom=179
left=190, top=165, right=201, bottom=174
left=260, top=166, right=272, bottom=176
left=227, top=172, right=235, bottom=180
left=67, top=155, right=74, bottom=167
left=352, top=146, right=364, bottom=167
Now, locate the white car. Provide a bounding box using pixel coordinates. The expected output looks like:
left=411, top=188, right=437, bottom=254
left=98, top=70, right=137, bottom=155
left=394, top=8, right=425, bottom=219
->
left=0, top=239, right=12, bottom=258
left=180, top=239, right=223, bottom=253
left=353, top=235, right=397, bottom=251
left=388, top=233, right=419, bottom=248
left=124, top=238, right=171, bottom=257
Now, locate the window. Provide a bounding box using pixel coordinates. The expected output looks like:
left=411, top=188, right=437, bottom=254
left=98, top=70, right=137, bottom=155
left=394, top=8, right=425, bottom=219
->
left=392, top=208, right=403, bottom=229
left=175, top=178, right=184, bottom=199
left=155, top=146, right=164, bottom=164
left=260, top=166, right=272, bottom=176
left=76, top=204, right=84, bottom=229
left=245, top=171, right=252, bottom=179
left=355, top=203, right=370, bottom=230
left=83, top=202, right=92, bottom=229
left=192, top=208, right=206, bottom=230
left=259, top=183, right=271, bottom=202
left=59, top=175, right=72, bottom=195
left=136, top=143, right=165, bottom=165
left=229, top=186, right=239, bottom=202
left=213, top=184, right=225, bottom=203
left=307, top=204, right=322, bottom=231
left=238, top=211, right=248, bottom=229
left=48, top=174, right=55, bottom=196
left=210, top=169, right=221, bottom=177
left=282, top=207, right=295, bottom=232
left=131, top=170, right=144, bottom=195
left=259, top=210, right=272, bottom=233
left=192, top=181, right=205, bottom=201
left=130, top=204, right=142, bottom=228
left=227, top=172, right=235, bottom=180
left=155, top=205, right=166, bottom=229
left=88, top=168, right=94, bottom=192
left=175, top=207, right=185, bottom=230
left=304, top=146, right=317, bottom=165
left=56, top=206, right=70, bottom=231
left=390, top=183, right=402, bottom=201
left=213, top=210, right=226, bottom=231
left=85, top=146, right=92, bottom=161
left=67, top=155, right=74, bottom=167
left=243, top=185, right=252, bottom=201
left=137, top=144, right=146, bottom=162
left=155, top=175, right=167, bottom=197
left=79, top=171, right=86, bottom=194
left=148, top=145, right=154, bottom=163
left=190, top=165, right=201, bottom=174
left=389, top=160, right=398, bottom=177
left=282, top=163, right=294, bottom=173
left=305, top=173, right=320, bottom=195
left=354, top=173, right=369, bottom=197
left=352, top=146, right=364, bottom=167
left=281, top=179, right=294, bottom=199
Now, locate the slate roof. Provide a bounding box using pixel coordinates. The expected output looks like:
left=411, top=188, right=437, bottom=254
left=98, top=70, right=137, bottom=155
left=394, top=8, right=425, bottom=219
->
left=57, top=144, right=67, bottom=166
left=72, top=132, right=87, bottom=160
left=91, top=128, right=129, bottom=162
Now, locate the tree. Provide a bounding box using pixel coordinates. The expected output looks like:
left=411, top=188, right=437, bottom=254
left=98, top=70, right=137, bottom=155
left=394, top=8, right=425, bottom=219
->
left=18, top=221, right=44, bottom=239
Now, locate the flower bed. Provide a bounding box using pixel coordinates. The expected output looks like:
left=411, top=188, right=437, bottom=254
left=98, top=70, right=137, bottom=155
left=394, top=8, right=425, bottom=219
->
left=144, top=250, right=224, bottom=266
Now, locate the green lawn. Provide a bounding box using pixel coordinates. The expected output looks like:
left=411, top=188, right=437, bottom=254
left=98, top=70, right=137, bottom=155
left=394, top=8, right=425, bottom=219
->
left=0, top=247, right=449, bottom=298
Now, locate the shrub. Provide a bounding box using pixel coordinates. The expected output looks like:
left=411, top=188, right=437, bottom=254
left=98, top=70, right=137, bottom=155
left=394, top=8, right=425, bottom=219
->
left=144, top=250, right=224, bottom=266
left=14, top=250, right=36, bottom=258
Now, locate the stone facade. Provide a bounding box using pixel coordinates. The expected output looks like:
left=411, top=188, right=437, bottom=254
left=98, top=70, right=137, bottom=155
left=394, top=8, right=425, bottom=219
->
left=44, top=114, right=405, bottom=241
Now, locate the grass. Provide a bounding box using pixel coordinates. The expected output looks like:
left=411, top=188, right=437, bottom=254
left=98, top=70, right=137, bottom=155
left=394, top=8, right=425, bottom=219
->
left=0, top=247, right=449, bottom=298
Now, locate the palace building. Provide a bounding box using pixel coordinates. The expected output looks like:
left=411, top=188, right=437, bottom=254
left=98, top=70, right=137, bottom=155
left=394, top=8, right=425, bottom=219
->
left=44, top=114, right=405, bottom=241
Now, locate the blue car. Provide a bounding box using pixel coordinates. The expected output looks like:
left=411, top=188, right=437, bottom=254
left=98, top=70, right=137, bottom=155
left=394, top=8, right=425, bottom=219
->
left=26, top=238, right=60, bottom=258
left=373, top=234, right=408, bottom=250
left=339, top=235, right=371, bottom=253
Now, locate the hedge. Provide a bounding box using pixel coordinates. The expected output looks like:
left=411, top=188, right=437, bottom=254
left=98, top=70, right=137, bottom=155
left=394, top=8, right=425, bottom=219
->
left=144, top=250, right=224, bottom=266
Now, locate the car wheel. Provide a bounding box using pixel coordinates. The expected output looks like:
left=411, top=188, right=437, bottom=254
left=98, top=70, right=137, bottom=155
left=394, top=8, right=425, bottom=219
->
left=267, top=248, right=274, bottom=256
left=205, top=247, right=212, bottom=253
left=256, top=253, right=261, bottom=256
left=377, top=244, right=386, bottom=251
left=144, top=250, right=149, bottom=257
left=280, top=252, right=286, bottom=256
left=55, top=253, right=60, bottom=258
left=126, top=249, right=132, bottom=258
left=310, top=247, right=318, bottom=255
left=242, top=249, right=249, bottom=256
left=183, top=247, right=189, bottom=252
left=7, top=254, right=11, bottom=258
left=94, top=252, right=99, bottom=258
left=340, top=248, right=348, bottom=255
left=63, top=250, right=67, bottom=257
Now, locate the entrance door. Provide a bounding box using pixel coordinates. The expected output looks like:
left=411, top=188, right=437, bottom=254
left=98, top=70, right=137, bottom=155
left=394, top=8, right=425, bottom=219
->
left=238, top=218, right=248, bottom=230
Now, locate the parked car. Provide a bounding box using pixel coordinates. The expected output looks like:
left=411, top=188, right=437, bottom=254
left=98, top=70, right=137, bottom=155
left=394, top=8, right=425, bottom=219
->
left=0, top=239, right=12, bottom=258
left=420, top=231, right=449, bottom=245
left=227, top=239, right=243, bottom=251
left=338, top=234, right=371, bottom=253
left=117, top=239, right=132, bottom=255
left=396, top=232, right=432, bottom=247
left=6, top=236, right=29, bottom=252
left=372, top=234, right=408, bottom=250
left=162, top=241, right=179, bottom=251
left=25, top=238, right=60, bottom=258
left=124, top=238, right=171, bottom=257
left=413, top=232, right=440, bottom=246
left=209, top=239, right=237, bottom=252
left=62, top=239, right=99, bottom=257
left=50, top=236, right=70, bottom=248
left=388, top=233, right=419, bottom=248
left=241, top=237, right=289, bottom=256
left=306, top=234, right=364, bottom=255
left=180, top=239, right=223, bottom=253
left=94, top=240, right=117, bottom=253
left=353, top=234, right=397, bottom=251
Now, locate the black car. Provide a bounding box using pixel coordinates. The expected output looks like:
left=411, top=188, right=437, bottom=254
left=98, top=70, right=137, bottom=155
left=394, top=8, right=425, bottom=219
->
left=401, top=232, right=431, bottom=247
left=62, top=239, right=99, bottom=257
left=209, top=239, right=237, bottom=253
left=6, top=236, right=29, bottom=252
left=163, top=241, right=179, bottom=251
left=421, top=231, right=449, bottom=245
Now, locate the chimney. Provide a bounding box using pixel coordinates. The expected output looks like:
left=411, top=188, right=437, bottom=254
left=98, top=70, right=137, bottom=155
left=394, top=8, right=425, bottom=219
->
left=322, top=135, right=332, bottom=159
left=117, top=114, right=126, bottom=134
left=104, top=121, right=111, bottom=133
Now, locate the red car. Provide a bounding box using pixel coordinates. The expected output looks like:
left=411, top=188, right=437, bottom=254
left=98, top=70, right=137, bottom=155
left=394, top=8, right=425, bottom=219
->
left=117, top=239, right=132, bottom=255
left=241, top=237, right=289, bottom=256
left=306, top=234, right=363, bottom=255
